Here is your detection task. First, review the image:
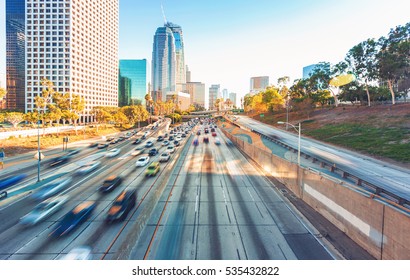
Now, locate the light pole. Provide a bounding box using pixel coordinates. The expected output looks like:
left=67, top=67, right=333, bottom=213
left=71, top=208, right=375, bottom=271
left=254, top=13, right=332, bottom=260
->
left=286, top=93, right=290, bottom=131
left=37, top=110, right=41, bottom=182
left=277, top=121, right=301, bottom=166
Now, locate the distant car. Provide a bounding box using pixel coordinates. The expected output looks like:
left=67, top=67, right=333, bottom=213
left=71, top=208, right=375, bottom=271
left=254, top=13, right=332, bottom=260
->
left=133, top=138, right=142, bottom=145
left=50, top=201, right=96, bottom=237
left=215, top=138, right=221, bottom=145
left=105, top=148, right=121, bottom=158
left=196, top=131, right=201, bottom=136
left=181, top=133, right=186, bottom=138
left=99, top=175, right=122, bottom=193
left=131, top=147, right=144, bottom=156
left=168, top=136, right=174, bottom=141
left=145, top=141, right=154, bottom=148
left=157, top=136, right=164, bottom=142
left=193, top=139, right=199, bottom=146
left=66, top=149, right=80, bottom=157
left=203, top=137, right=209, bottom=143
left=211, top=128, right=215, bottom=132
left=97, top=143, right=109, bottom=149
left=88, top=142, right=98, bottom=148
left=166, top=146, right=175, bottom=153
left=76, top=161, right=101, bottom=175
left=110, top=138, right=118, bottom=145
left=175, top=136, right=182, bottom=142
left=124, top=132, right=132, bottom=139
left=162, top=140, right=170, bottom=146
left=148, top=148, right=158, bottom=156
left=20, top=195, right=68, bottom=226
left=212, top=132, right=217, bottom=137
left=204, top=128, right=209, bottom=134
left=60, top=246, right=92, bottom=260
left=106, top=189, right=136, bottom=222
left=145, top=162, right=160, bottom=177
left=159, top=152, right=170, bottom=162
left=106, top=136, right=115, bottom=142
left=118, top=136, right=125, bottom=141
left=136, top=156, right=150, bottom=167
left=174, top=140, right=180, bottom=146
left=31, top=177, right=72, bottom=201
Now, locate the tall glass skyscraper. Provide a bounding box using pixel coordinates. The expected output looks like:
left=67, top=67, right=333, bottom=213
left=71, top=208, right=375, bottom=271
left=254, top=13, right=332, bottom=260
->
left=166, top=22, right=185, bottom=85
left=119, top=59, right=147, bottom=106
left=5, top=0, right=25, bottom=111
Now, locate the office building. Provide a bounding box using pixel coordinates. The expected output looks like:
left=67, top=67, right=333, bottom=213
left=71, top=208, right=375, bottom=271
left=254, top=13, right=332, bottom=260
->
left=186, top=65, right=191, bottom=83
left=229, top=92, right=237, bottom=108
left=222, top=88, right=228, bottom=100
left=166, top=22, right=185, bottom=85
left=250, top=76, right=269, bottom=93
left=118, top=75, right=131, bottom=107
left=5, top=0, right=26, bottom=110
left=119, top=59, right=147, bottom=106
left=25, top=0, right=119, bottom=121
left=166, top=91, right=190, bottom=111
left=303, top=64, right=318, bottom=79
left=209, top=84, right=220, bottom=110
left=183, top=81, right=205, bottom=108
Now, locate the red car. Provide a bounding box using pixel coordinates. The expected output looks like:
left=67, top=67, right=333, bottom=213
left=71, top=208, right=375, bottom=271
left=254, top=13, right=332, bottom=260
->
left=212, top=132, right=217, bottom=137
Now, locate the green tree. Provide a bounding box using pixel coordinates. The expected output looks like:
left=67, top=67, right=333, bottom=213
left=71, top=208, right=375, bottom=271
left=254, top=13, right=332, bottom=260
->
left=113, top=111, right=128, bottom=127
left=24, top=111, right=39, bottom=127
left=345, top=39, right=378, bottom=106
left=0, top=87, right=7, bottom=109
left=377, top=22, right=410, bottom=105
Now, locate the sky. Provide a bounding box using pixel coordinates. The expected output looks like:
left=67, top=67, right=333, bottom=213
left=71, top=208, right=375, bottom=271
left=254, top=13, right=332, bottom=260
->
left=1, top=0, right=410, bottom=105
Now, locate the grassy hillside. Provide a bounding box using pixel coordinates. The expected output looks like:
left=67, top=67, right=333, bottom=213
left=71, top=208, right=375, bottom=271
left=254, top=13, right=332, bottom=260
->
left=248, top=103, right=410, bottom=166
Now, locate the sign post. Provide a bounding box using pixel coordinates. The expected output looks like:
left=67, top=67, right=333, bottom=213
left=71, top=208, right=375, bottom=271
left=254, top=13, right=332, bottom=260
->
left=0, top=148, right=5, bottom=169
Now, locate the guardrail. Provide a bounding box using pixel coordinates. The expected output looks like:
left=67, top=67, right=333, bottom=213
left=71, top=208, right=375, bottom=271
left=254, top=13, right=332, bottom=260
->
left=222, top=116, right=410, bottom=209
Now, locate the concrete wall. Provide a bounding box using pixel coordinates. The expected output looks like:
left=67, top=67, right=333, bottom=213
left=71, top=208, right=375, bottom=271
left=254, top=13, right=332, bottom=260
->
left=222, top=128, right=410, bottom=260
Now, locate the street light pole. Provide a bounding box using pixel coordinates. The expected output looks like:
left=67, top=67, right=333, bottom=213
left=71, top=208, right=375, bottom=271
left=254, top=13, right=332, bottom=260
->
left=278, top=121, right=301, bottom=166
left=37, top=111, right=41, bottom=182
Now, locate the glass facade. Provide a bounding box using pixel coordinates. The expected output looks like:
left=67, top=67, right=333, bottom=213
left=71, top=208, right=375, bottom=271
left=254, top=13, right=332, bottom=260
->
left=6, top=0, right=25, bottom=111
left=119, top=59, right=147, bottom=106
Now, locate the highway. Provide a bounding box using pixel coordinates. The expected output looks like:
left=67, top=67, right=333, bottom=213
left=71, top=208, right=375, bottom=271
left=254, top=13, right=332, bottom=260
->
left=0, top=118, right=335, bottom=260
left=233, top=115, right=410, bottom=202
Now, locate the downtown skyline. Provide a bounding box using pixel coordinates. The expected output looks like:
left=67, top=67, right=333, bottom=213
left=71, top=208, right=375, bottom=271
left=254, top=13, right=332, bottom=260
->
left=1, top=0, right=410, bottom=104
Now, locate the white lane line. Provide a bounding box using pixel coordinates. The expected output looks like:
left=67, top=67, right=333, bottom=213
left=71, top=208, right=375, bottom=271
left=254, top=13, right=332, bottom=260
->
left=195, top=194, right=199, bottom=212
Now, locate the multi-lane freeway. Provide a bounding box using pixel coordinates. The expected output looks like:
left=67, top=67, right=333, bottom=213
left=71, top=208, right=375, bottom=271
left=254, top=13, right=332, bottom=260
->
left=0, top=118, right=336, bottom=260
left=233, top=115, right=410, bottom=203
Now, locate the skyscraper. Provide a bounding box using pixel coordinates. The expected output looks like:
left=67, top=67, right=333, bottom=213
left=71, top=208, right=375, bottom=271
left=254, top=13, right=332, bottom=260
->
left=250, top=76, right=269, bottom=93
left=166, top=22, right=185, bottom=85
left=209, top=84, right=220, bottom=110
left=303, top=64, right=318, bottom=79
left=5, top=0, right=25, bottom=111
left=183, top=82, right=205, bottom=109
left=151, top=25, right=176, bottom=102
left=25, top=0, right=119, bottom=121
left=119, top=59, right=147, bottom=106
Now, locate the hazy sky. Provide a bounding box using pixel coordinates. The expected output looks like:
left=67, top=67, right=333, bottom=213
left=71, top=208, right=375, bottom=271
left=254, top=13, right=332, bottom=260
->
left=1, top=0, right=410, bottom=103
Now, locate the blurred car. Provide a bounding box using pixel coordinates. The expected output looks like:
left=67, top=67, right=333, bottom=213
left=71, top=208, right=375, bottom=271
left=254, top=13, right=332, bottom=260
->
left=203, top=137, right=209, bottom=144
left=159, top=152, right=170, bottom=162
left=196, top=131, right=201, bottom=136
left=124, top=132, right=132, bottom=139
left=175, top=136, right=182, bottom=142
left=162, top=140, right=170, bottom=146
left=145, top=141, right=154, bottom=148
left=97, top=143, right=109, bottom=149
left=99, top=175, right=122, bottom=193
left=88, top=142, right=98, bottom=148
left=20, top=195, right=68, bottom=226
left=110, top=138, right=119, bottom=145
left=166, top=146, right=175, bottom=153
left=204, top=128, right=209, bottom=134
left=31, top=177, right=72, bottom=201
left=174, top=140, right=180, bottom=146
left=193, top=139, right=199, bottom=146
left=148, top=148, right=158, bottom=156
left=215, top=138, right=221, bottom=145
left=106, top=189, right=136, bottom=222
left=157, top=136, right=164, bottom=142
left=118, top=136, right=125, bottom=141
left=136, top=156, right=150, bottom=167
left=50, top=201, right=96, bottom=237
left=76, top=161, right=101, bottom=175
left=211, top=128, right=216, bottom=132
left=131, top=147, right=145, bottom=156
left=145, top=162, right=160, bottom=177
left=105, top=148, right=121, bottom=158
left=60, top=246, right=92, bottom=260
left=49, top=155, right=71, bottom=168
left=168, top=135, right=174, bottom=141
left=212, top=132, right=217, bottom=137
left=66, top=149, right=80, bottom=157
left=106, top=136, right=115, bottom=142
left=133, top=138, right=142, bottom=145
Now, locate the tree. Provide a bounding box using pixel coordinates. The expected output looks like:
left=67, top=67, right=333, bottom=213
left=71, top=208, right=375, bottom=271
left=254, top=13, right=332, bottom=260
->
left=5, top=112, right=24, bottom=128
left=70, top=94, right=85, bottom=135
left=113, top=111, right=128, bottom=127
left=345, top=39, right=378, bottom=106
left=0, top=87, right=7, bottom=109
left=377, top=22, right=410, bottom=105
left=24, top=111, right=39, bottom=127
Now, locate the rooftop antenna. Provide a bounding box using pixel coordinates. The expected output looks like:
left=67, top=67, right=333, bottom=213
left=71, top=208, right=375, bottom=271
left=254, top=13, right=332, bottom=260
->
left=161, top=3, right=168, bottom=25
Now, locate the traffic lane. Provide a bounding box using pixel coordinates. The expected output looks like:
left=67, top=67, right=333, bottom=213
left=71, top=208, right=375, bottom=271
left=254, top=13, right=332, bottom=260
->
left=235, top=116, right=410, bottom=197
left=218, top=129, right=334, bottom=260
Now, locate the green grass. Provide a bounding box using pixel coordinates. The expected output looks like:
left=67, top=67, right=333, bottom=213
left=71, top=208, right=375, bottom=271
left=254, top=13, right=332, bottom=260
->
left=304, top=123, right=410, bottom=163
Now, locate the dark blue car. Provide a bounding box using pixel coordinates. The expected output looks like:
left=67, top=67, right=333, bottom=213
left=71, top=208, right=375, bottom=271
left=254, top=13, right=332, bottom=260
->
left=50, top=201, right=96, bottom=237
left=148, top=148, right=158, bottom=156
left=0, top=174, right=27, bottom=191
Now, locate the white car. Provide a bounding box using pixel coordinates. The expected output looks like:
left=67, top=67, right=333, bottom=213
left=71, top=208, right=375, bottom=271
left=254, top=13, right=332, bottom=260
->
left=136, top=156, right=150, bottom=167
left=31, top=177, right=72, bottom=200
left=105, top=148, right=121, bottom=158
left=175, top=136, right=182, bottom=142
left=131, top=147, right=145, bottom=156
left=166, top=146, right=175, bottom=153
left=59, top=246, right=92, bottom=260
left=215, top=138, right=221, bottom=145
left=76, top=161, right=101, bottom=175
left=145, top=141, right=154, bottom=148
left=20, top=195, right=68, bottom=226
left=159, top=152, right=170, bottom=162
left=162, top=140, right=170, bottom=146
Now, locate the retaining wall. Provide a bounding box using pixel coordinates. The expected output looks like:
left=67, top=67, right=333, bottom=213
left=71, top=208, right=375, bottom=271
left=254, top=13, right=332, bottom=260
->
left=222, top=128, right=410, bottom=260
